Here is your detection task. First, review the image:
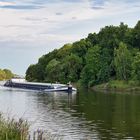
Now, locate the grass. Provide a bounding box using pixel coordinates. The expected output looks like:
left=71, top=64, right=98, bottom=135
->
left=93, top=80, right=140, bottom=92
left=31, top=130, right=63, bottom=140
left=0, top=114, right=29, bottom=140
left=0, top=113, right=63, bottom=140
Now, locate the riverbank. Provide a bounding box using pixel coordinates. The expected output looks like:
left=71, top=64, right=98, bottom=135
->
left=0, top=113, right=62, bottom=140
left=92, top=80, right=140, bottom=93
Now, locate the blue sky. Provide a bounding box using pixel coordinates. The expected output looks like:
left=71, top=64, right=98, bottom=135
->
left=0, top=0, right=139, bottom=75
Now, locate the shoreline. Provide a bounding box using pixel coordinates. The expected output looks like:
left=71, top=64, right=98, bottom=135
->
left=91, top=80, right=140, bottom=93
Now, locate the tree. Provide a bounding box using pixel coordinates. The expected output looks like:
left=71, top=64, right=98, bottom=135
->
left=0, top=69, right=6, bottom=80
left=132, top=52, right=140, bottom=82
left=25, top=20, right=140, bottom=86
left=132, top=20, right=140, bottom=48
left=61, top=54, right=83, bottom=83
left=114, top=42, right=132, bottom=80
left=3, top=69, right=14, bottom=79
left=97, top=48, right=111, bottom=83
left=86, top=33, right=98, bottom=46
left=25, top=64, right=37, bottom=81
left=81, top=45, right=101, bottom=87
left=45, top=59, right=61, bottom=82
left=56, top=43, right=72, bottom=59
left=71, top=39, right=91, bottom=62
left=0, top=69, right=14, bottom=81
left=98, top=23, right=130, bottom=53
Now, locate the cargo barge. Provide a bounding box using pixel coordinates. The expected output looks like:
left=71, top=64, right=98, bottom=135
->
left=4, top=78, right=77, bottom=93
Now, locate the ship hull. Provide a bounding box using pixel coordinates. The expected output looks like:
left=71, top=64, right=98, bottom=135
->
left=4, top=79, right=76, bottom=93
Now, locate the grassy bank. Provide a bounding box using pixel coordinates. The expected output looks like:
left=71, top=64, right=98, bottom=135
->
left=0, top=114, right=29, bottom=140
left=0, top=114, right=62, bottom=140
left=92, top=80, right=140, bottom=92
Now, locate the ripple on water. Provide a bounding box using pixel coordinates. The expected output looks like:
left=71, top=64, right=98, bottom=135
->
left=0, top=87, right=140, bottom=139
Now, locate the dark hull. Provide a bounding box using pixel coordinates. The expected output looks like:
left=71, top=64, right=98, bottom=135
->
left=4, top=81, right=75, bottom=93
left=4, top=82, right=53, bottom=90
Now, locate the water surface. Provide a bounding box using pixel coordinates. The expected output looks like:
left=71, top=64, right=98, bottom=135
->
left=0, top=85, right=140, bottom=139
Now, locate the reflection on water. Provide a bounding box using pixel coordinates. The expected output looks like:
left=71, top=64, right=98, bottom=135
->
left=0, top=85, right=140, bottom=139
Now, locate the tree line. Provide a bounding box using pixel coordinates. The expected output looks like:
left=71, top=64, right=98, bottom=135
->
left=26, top=20, right=140, bottom=87
left=0, top=69, right=14, bottom=81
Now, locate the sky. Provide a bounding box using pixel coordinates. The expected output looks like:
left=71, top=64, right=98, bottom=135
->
left=0, top=0, right=139, bottom=75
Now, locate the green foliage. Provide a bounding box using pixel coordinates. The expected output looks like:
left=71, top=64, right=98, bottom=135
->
left=0, top=114, right=59, bottom=140
left=0, top=69, right=14, bottom=81
left=114, top=42, right=132, bottom=80
left=132, top=20, right=140, bottom=48
left=0, top=114, right=29, bottom=140
left=81, top=46, right=112, bottom=87
left=0, top=69, right=6, bottom=81
left=45, top=59, right=61, bottom=82
left=71, top=39, right=91, bottom=57
left=81, top=45, right=101, bottom=87
left=3, top=69, right=14, bottom=79
left=44, top=54, right=83, bottom=83
left=132, top=52, right=140, bottom=82
left=25, top=64, right=37, bottom=81
left=62, top=54, right=83, bottom=83
left=56, top=43, right=72, bottom=59
left=25, top=20, right=140, bottom=88
left=97, top=48, right=111, bottom=83
left=108, top=80, right=131, bottom=89
left=86, top=33, right=98, bottom=46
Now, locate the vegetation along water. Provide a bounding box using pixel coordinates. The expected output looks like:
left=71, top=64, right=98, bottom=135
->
left=0, top=69, right=14, bottom=81
left=26, top=20, right=140, bottom=91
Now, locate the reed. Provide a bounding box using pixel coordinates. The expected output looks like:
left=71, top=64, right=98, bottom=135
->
left=29, top=130, right=63, bottom=140
left=0, top=113, right=29, bottom=140
left=0, top=113, right=63, bottom=140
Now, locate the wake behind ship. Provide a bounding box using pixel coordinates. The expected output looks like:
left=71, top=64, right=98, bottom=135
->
left=4, top=78, right=77, bottom=93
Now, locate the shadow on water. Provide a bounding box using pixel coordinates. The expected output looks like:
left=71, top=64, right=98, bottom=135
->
left=1, top=85, right=140, bottom=139
left=72, top=88, right=140, bottom=140
left=33, top=88, right=140, bottom=139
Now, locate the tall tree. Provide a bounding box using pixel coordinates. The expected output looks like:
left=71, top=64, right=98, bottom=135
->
left=132, top=20, right=140, bottom=48
left=56, top=43, right=72, bottom=59
left=3, top=69, right=14, bottom=79
left=81, top=45, right=101, bottom=87
left=26, top=64, right=36, bottom=81
left=132, top=52, right=140, bottom=82
left=45, top=59, right=61, bottom=82
left=61, top=54, right=83, bottom=83
left=114, top=42, right=132, bottom=80
left=0, top=69, right=6, bottom=80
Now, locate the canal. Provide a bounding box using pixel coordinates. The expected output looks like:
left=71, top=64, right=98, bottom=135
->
left=0, top=85, right=140, bottom=139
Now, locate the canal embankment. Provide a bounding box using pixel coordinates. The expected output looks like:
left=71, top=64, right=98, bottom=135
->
left=92, top=80, right=140, bottom=93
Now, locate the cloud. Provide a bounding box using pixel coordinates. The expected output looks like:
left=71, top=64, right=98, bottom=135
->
left=0, top=0, right=139, bottom=44
left=0, top=1, right=15, bottom=6
left=0, top=5, right=42, bottom=10
left=39, top=33, right=83, bottom=43
left=72, top=17, right=77, bottom=20
left=55, top=12, right=63, bottom=15
left=91, top=6, right=104, bottom=10
left=23, top=17, right=44, bottom=21
left=89, top=0, right=106, bottom=6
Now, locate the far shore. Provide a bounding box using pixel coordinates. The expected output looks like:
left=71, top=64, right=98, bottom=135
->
left=91, top=80, right=140, bottom=93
